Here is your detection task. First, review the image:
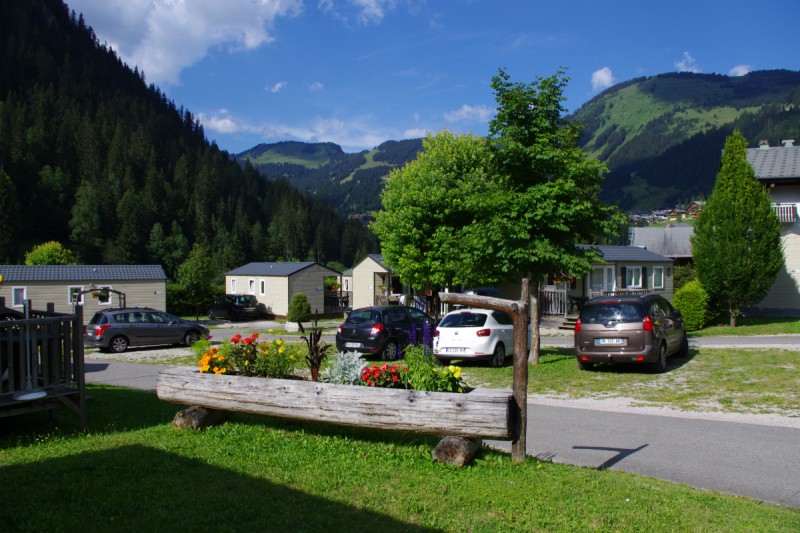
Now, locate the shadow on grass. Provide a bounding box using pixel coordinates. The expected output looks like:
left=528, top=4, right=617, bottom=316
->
left=585, top=348, right=698, bottom=375
left=0, top=443, right=436, bottom=532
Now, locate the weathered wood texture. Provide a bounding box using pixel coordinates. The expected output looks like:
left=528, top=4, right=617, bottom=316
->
left=157, top=367, right=513, bottom=439
left=432, top=436, right=483, bottom=467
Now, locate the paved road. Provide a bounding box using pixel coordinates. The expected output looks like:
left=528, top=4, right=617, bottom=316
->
left=539, top=333, right=800, bottom=349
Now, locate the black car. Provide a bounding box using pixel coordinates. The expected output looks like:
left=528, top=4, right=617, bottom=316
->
left=84, top=307, right=209, bottom=353
left=207, top=294, right=260, bottom=321
left=335, top=305, right=436, bottom=360
left=574, top=294, right=688, bottom=373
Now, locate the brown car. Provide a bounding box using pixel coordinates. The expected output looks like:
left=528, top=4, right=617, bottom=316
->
left=573, top=294, right=688, bottom=373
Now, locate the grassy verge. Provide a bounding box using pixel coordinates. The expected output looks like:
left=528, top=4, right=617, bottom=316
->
left=691, top=316, right=800, bottom=337
left=1, top=385, right=797, bottom=531
left=463, top=347, right=800, bottom=416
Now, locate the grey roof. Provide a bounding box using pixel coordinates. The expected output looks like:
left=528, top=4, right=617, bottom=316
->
left=746, top=144, right=800, bottom=181
left=628, top=226, right=694, bottom=258
left=0, top=265, right=166, bottom=282
left=577, top=244, right=673, bottom=263
left=226, top=262, right=340, bottom=277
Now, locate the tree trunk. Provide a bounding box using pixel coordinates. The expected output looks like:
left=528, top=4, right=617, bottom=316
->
left=528, top=277, right=541, bottom=365
left=511, top=278, right=530, bottom=463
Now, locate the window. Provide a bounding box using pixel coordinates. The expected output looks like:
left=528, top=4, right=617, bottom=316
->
left=248, top=279, right=255, bottom=294
left=590, top=267, right=605, bottom=292
left=625, top=266, right=642, bottom=289
left=259, top=280, right=265, bottom=295
left=230, top=279, right=236, bottom=293
left=96, top=286, right=112, bottom=306
left=12, top=287, right=27, bottom=307
left=68, top=286, right=84, bottom=305
left=652, top=266, right=664, bottom=289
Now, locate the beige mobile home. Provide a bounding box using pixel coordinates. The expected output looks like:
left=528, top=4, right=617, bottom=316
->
left=0, top=265, right=167, bottom=324
left=225, top=262, right=341, bottom=317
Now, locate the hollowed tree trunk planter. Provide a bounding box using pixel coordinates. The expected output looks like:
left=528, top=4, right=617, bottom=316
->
left=156, top=367, right=514, bottom=440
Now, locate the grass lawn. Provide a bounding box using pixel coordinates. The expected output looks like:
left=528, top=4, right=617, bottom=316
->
left=462, top=347, right=800, bottom=416
left=691, top=316, right=800, bottom=337
left=1, top=385, right=798, bottom=531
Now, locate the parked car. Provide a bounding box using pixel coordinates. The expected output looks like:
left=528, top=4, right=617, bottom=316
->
left=433, top=308, right=514, bottom=367
left=84, top=307, right=210, bottom=353
left=207, top=294, right=260, bottom=321
left=335, top=305, right=436, bottom=360
left=573, top=294, right=688, bottom=373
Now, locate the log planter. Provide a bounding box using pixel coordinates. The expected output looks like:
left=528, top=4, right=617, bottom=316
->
left=156, top=367, right=514, bottom=440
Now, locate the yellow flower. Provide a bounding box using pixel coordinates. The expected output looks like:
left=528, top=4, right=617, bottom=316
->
left=214, top=367, right=227, bottom=374
left=275, top=339, right=283, bottom=346
left=200, top=364, right=210, bottom=373
left=278, top=347, right=284, bottom=354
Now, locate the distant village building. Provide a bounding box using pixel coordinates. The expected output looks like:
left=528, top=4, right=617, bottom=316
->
left=628, top=225, right=694, bottom=265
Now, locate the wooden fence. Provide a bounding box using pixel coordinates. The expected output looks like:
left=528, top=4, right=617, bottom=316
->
left=0, top=298, right=86, bottom=428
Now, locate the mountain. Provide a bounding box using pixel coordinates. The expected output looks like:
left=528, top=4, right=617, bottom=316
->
left=240, top=71, right=800, bottom=215
left=573, top=70, right=800, bottom=211
left=0, top=0, right=378, bottom=269
left=237, top=139, right=423, bottom=216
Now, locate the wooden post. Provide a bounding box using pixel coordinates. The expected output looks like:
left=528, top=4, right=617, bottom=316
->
left=438, top=279, right=530, bottom=463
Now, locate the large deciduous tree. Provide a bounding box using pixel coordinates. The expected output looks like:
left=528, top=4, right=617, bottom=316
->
left=24, top=241, right=78, bottom=265
left=691, top=130, right=783, bottom=326
left=371, top=130, right=503, bottom=290
left=488, top=69, right=623, bottom=362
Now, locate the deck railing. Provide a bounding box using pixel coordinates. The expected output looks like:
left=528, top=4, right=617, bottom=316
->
left=0, top=299, right=85, bottom=428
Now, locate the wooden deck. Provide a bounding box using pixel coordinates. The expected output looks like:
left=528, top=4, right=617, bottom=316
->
left=0, top=299, right=86, bottom=428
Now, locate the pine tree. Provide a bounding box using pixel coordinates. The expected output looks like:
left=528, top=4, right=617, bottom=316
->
left=691, top=130, right=783, bottom=326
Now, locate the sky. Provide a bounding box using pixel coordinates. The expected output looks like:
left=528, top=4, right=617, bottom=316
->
left=66, top=0, right=798, bottom=154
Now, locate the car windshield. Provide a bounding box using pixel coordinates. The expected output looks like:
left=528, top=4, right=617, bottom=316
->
left=346, top=309, right=380, bottom=324
left=439, top=312, right=488, bottom=328
left=581, top=302, right=645, bottom=324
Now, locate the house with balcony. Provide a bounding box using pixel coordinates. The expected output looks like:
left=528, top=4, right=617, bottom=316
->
left=746, top=139, right=800, bottom=313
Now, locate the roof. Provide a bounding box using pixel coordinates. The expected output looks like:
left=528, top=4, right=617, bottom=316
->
left=0, top=265, right=166, bottom=282
left=746, top=143, right=800, bottom=182
left=628, top=226, right=694, bottom=258
left=577, top=244, right=673, bottom=263
left=355, top=254, right=393, bottom=272
left=226, top=262, right=340, bottom=277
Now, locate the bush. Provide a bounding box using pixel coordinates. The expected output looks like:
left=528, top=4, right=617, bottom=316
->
left=673, top=280, right=713, bottom=331
left=327, top=351, right=367, bottom=385
left=673, top=264, right=697, bottom=291
left=403, top=345, right=465, bottom=393
left=198, top=333, right=299, bottom=378
left=287, top=292, right=312, bottom=323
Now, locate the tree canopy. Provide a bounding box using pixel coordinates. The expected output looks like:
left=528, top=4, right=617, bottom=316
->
left=691, top=130, right=783, bottom=326
left=24, top=241, right=78, bottom=265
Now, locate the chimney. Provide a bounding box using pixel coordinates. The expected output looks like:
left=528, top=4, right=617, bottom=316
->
left=782, top=139, right=795, bottom=148
left=759, top=140, right=770, bottom=149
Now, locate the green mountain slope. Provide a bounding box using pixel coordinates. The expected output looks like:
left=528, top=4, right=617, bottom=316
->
left=574, top=70, right=800, bottom=211
left=237, top=138, right=423, bottom=216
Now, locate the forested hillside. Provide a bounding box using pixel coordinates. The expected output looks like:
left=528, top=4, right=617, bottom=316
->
left=573, top=71, right=800, bottom=211
left=237, top=139, right=423, bottom=216
left=0, top=0, right=378, bottom=272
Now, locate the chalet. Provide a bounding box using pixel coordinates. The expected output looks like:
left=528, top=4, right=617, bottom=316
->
left=628, top=224, right=694, bottom=265
left=745, top=139, right=800, bottom=314
left=351, top=254, right=403, bottom=309
left=0, top=265, right=166, bottom=324
left=686, top=200, right=705, bottom=218
left=224, top=262, right=341, bottom=318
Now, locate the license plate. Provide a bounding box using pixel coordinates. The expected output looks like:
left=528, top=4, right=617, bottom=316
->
left=345, top=342, right=362, bottom=348
left=444, top=347, right=466, bottom=353
left=596, top=338, right=624, bottom=346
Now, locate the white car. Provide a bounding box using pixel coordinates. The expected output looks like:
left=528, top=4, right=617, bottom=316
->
left=433, top=308, right=514, bottom=367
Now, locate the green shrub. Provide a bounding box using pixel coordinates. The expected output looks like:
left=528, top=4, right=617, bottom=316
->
left=287, top=292, right=312, bottom=323
left=403, top=345, right=465, bottom=393
left=673, top=264, right=697, bottom=291
left=673, top=280, right=713, bottom=331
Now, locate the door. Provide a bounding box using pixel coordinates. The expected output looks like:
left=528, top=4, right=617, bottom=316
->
left=590, top=266, right=615, bottom=297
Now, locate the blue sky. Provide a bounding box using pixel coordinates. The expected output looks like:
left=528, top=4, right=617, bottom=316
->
left=67, top=0, right=798, bottom=154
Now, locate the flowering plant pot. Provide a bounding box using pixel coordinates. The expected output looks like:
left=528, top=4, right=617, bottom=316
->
left=156, top=367, right=513, bottom=440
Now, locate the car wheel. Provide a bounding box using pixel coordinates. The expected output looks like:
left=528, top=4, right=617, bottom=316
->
left=381, top=340, right=399, bottom=361
left=677, top=332, right=689, bottom=358
left=490, top=343, right=506, bottom=367
left=577, top=358, right=595, bottom=371
left=184, top=330, right=201, bottom=347
left=110, top=335, right=128, bottom=353
left=650, top=343, right=667, bottom=373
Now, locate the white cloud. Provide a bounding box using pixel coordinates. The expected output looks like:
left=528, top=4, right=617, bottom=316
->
left=591, top=67, right=615, bottom=92
left=198, top=109, right=260, bottom=135
left=674, top=51, right=701, bottom=73
left=729, top=64, right=751, bottom=76
left=308, top=81, right=325, bottom=92
left=68, top=0, right=304, bottom=85
left=443, top=104, right=493, bottom=123
left=269, top=81, right=288, bottom=93
left=318, top=0, right=397, bottom=25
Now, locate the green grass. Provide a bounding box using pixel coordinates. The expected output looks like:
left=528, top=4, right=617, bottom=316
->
left=463, top=347, right=800, bottom=416
left=1, top=385, right=798, bottom=531
left=691, top=316, right=800, bottom=337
